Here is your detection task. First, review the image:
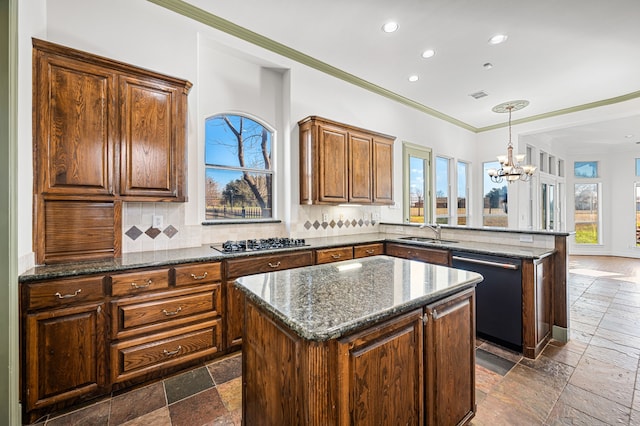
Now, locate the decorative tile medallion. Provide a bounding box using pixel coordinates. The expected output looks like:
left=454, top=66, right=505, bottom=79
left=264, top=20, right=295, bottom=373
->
left=145, top=227, right=162, bottom=239
left=163, top=225, right=178, bottom=238
left=125, top=226, right=143, bottom=240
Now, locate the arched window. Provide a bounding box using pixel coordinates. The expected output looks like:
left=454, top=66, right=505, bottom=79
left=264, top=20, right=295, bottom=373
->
left=205, top=114, right=273, bottom=221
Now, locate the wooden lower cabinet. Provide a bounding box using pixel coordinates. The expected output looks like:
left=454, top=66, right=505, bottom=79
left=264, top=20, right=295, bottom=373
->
left=353, top=242, right=384, bottom=258
left=242, top=287, right=476, bottom=425
left=385, top=242, right=450, bottom=266
left=337, top=309, right=424, bottom=425
left=24, top=301, right=108, bottom=415
left=224, top=250, right=313, bottom=348
left=425, top=288, right=476, bottom=426
left=315, top=246, right=353, bottom=264
left=21, top=262, right=225, bottom=422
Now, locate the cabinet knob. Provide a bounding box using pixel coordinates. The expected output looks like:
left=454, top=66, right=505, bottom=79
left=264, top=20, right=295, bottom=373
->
left=54, top=289, right=82, bottom=299
left=268, top=262, right=281, bottom=268
left=365, top=250, right=375, bottom=255
left=331, top=254, right=342, bottom=259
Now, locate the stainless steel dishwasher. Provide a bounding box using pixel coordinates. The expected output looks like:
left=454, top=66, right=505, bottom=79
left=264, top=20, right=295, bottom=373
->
left=451, top=251, right=522, bottom=351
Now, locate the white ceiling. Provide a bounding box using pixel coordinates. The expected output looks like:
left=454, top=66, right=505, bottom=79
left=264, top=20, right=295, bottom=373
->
left=182, top=0, right=640, bottom=146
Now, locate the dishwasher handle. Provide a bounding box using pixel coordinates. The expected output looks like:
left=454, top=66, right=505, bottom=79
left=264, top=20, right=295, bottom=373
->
left=452, top=255, right=519, bottom=270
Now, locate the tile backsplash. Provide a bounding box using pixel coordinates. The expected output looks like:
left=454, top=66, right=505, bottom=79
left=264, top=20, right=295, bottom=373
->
left=122, top=203, right=382, bottom=253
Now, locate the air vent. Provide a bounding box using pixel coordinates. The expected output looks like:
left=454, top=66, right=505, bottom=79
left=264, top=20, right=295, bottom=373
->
left=469, top=91, right=488, bottom=99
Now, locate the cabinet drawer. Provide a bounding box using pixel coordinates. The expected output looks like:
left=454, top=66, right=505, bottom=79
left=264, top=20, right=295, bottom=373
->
left=112, top=284, right=221, bottom=339
left=226, top=250, right=313, bottom=279
left=385, top=243, right=450, bottom=266
left=111, top=319, right=222, bottom=383
left=174, top=262, right=222, bottom=286
left=111, top=268, right=170, bottom=296
left=315, top=246, right=354, bottom=264
left=24, top=275, right=105, bottom=311
left=354, top=243, right=384, bottom=259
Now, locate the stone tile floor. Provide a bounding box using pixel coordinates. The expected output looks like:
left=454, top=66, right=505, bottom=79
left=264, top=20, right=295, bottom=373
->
left=29, top=255, right=640, bottom=425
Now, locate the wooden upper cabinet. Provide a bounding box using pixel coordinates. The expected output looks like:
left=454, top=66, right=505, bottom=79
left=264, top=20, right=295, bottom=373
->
left=34, top=48, right=116, bottom=196
left=349, top=131, right=373, bottom=203
left=299, top=116, right=394, bottom=205
left=373, top=137, right=394, bottom=203
left=317, top=124, right=349, bottom=203
left=119, top=75, right=186, bottom=200
left=32, top=39, right=191, bottom=263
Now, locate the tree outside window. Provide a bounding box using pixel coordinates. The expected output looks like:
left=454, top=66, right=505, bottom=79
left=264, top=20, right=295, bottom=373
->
left=205, top=114, right=273, bottom=221
left=483, top=161, right=508, bottom=227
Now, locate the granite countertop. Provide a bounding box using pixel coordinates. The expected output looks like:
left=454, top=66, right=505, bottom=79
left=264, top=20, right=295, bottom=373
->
left=234, top=255, right=483, bottom=341
left=19, top=232, right=555, bottom=282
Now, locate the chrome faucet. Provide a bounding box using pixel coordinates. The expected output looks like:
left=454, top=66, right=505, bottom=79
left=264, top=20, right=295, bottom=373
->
left=419, top=223, right=442, bottom=240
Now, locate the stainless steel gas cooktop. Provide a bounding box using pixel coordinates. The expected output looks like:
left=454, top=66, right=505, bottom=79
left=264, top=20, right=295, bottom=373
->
left=211, top=237, right=308, bottom=253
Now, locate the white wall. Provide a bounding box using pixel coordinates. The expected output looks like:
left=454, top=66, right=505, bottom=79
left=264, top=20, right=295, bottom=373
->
left=16, top=0, right=640, bottom=270
left=16, top=0, right=480, bottom=269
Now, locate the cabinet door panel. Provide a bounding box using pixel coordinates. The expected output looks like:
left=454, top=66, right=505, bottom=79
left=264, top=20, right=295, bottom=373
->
left=111, top=319, right=222, bottom=383
left=385, top=242, right=450, bottom=266
left=425, top=289, right=476, bottom=426
left=174, top=262, right=222, bottom=286
left=354, top=243, right=384, bottom=258
left=318, top=126, right=349, bottom=203
left=338, top=309, right=424, bottom=425
left=349, top=132, right=372, bottom=203
left=119, top=76, right=179, bottom=198
left=315, top=246, right=354, bottom=264
left=373, top=137, right=394, bottom=204
left=25, top=302, right=107, bottom=411
left=25, top=275, right=105, bottom=311
left=35, top=53, right=115, bottom=195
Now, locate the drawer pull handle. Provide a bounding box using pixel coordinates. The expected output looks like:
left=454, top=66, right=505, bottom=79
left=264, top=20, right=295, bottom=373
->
left=365, top=250, right=375, bottom=254
left=163, top=346, right=182, bottom=357
left=268, top=262, right=281, bottom=268
left=131, top=279, right=152, bottom=289
left=190, top=272, right=208, bottom=280
left=162, top=306, right=183, bottom=316
left=54, top=289, right=82, bottom=299
left=331, top=254, right=342, bottom=259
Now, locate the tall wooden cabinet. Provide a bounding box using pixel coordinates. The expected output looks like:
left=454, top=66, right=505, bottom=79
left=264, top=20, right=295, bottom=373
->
left=32, top=38, right=191, bottom=264
left=299, top=116, right=394, bottom=205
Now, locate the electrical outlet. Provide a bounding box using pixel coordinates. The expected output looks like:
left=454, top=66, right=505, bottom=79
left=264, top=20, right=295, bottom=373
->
left=339, top=213, right=345, bottom=221
left=371, top=212, right=380, bottom=221
left=322, top=213, right=329, bottom=222
left=153, top=215, right=164, bottom=229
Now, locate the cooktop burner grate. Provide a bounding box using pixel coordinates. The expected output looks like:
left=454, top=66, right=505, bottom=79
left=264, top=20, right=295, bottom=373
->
left=211, top=237, right=308, bottom=253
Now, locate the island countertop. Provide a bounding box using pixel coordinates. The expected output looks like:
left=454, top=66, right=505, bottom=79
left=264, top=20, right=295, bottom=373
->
left=234, top=255, right=483, bottom=341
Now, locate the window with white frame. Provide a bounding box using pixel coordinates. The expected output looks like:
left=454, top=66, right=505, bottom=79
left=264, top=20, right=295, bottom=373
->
left=435, top=156, right=451, bottom=224
left=403, top=143, right=432, bottom=224
left=483, top=161, right=508, bottom=227
left=635, top=158, right=640, bottom=247
left=457, top=161, right=469, bottom=225
left=574, top=182, right=600, bottom=244
left=204, top=114, right=274, bottom=221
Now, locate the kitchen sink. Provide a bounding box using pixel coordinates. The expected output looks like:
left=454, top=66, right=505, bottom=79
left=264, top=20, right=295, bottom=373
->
left=399, top=236, right=458, bottom=244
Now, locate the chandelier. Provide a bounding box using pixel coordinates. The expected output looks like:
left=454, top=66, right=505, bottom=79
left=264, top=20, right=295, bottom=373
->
left=487, top=100, right=536, bottom=183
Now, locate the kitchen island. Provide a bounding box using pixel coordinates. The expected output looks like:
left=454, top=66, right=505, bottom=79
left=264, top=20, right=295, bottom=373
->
left=235, top=255, right=483, bottom=425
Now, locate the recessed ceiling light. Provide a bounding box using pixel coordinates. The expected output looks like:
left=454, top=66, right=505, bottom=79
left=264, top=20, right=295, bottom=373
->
left=488, top=34, right=508, bottom=45
left=421, top=49, right=436, bottom=59
left=408, top=75, right=419, bottom=82
left=483, top=62, right=493, bottom=69
left=382, top=22, right=399, bottom=33
left=625, top=134, right=634, bottom=138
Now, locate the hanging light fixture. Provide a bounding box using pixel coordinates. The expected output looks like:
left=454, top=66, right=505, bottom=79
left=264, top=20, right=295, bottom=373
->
left=487, top=100, right=536, bottom=183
